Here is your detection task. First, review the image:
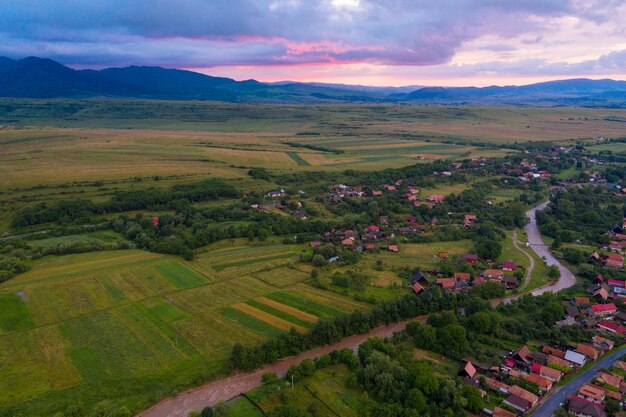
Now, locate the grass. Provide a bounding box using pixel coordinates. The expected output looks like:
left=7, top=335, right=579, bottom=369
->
left=0, top=293, right=34, bottom=333
left=265, top=291, right=349, bottom=318
left=246, top=299, right=315, bottom=329
left=153, top=261, right=210, bottom=288
left=223, top=396, right=265, bottom=417
left=285, top=151, right=311, bottom=166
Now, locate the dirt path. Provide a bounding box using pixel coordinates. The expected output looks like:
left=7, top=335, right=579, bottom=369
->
left=137, top=316, right=427, bottom=417
left=137, top=201, right=575, bottom=417
left=513, top=228, right=534, bottom=290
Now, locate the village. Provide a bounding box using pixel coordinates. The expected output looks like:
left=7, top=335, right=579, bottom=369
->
left=457, top=296, right=626, bottom=417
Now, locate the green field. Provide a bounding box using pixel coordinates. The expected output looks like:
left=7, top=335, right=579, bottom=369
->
left=0, top=247, right=366, bottom=416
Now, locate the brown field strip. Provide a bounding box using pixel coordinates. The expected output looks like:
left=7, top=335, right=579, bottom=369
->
left=231, top=303, right=306, bottom=333
left=256, top=297, right=319, bottom=323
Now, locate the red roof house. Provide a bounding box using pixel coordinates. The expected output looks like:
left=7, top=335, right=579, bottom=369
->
left=502, top=261, right=517, bottom=271
left=589, top=303, right=617, bottom=316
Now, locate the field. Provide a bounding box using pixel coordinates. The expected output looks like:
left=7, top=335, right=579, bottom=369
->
left=0, top=246, right=369, bottom=416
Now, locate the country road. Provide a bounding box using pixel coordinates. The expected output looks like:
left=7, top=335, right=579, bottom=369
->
left=531, top=345, right=626, bottom=417
left=525, top=201, right=577, bottom=295
left=137, top=200, right=576, bottom=417
left=513, top=228, right=534, bottom=290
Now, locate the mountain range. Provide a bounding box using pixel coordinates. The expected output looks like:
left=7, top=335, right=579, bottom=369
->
left=3, top=56, right=626, bottom=106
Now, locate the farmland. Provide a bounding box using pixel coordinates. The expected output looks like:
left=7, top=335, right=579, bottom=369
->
left=0, top=245, right=373, bottom=416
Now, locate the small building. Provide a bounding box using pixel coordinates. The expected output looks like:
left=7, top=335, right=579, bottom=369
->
left=531, top=363, right=562, bottom=382
left=436, top=278, right=456, bottom=290
left=578, top=384, right=605, bottom=404
left=508, top=385, right=539, bottom=405
left=482, top=269, right=504, bottom=279
left=502, top=261, right=517, bottom=272
left=503, top=394, right=531, bottom=413
left=525, top=373, right=553, bottom=391
left=310, top=241, right=321, bottom=247
left=565, top=350, right=587, bottom=367
left=543, top=345, right=566, bottom=358
left=340, top=238, right=354, bottom=247
left=458, top=361, right=477, bottom=378
left=266, top=189, right=286, bottom=198
left=388, top=245, right=399, bottom=252
left=589, top=303, right=617, bottom=317
left=454, top=272, right=471, bottom=281
left=411, top=271, right=429, bottom=286
left=597, top=320, right=626, bottom=334
left=463, top=253, right=478, bottom=264
left=492, top=407, right=517, bottom=417
left=596, top=372, right=623, bottom=388
left=568, top=397, right=607, bottom=417
left=411, top=282, right=425, bottom=296
left=577, top=343, right=600, bottom=360
left=592, top=335, right=614, bottom=352
left=574, top=296, right=591, bottom=307
left=427, top=194, right=445, bottom=204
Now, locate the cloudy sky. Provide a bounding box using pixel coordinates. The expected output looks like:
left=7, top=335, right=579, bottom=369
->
left=1, top=0, right=625, bottom=86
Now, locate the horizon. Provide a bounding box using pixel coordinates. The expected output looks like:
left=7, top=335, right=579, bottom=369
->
left=5, top=54, right=626, bottom=90
left=1, top=1, right=625, bottom=87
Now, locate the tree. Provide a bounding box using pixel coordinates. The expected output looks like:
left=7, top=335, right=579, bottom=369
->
left=436, top=324, right=469, bottom=358
left=475, top=239, right=502, bottom=260
left=548, top=265, right=560, bottom=280
left=311, top=254, right=327, bottom=267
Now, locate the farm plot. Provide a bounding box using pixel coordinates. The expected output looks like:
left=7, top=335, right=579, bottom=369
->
left=253, top=267, right=310, bottom=288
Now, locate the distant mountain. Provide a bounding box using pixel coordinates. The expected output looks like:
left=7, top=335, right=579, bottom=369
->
left=0, top=57, right=384, bottom=103
left=400, top=78, right=626, bottom=106
left=2, top=56, right=626, bottom=106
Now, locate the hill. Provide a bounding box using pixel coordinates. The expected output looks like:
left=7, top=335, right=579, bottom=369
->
left=2, top=56, right=626, bottom=106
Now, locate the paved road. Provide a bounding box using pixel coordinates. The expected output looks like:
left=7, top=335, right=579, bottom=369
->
left=531, top=345, right=626, bottom=417
left=138, top=201, right=575, bottom=417
left=525, top=201, right=577, bottom=295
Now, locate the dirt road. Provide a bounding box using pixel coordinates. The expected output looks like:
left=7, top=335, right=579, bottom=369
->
left=137, top=316, right=427, bottom=417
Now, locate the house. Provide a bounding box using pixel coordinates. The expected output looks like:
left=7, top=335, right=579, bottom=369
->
left=310, top=241, right=321, bottom=247
left=593, top=274, right=605, bottom=284
left=464, top=214, right=477, bottom=228
left=615, top=310, right=626, bottom=323
left=458, top=361, right=477, bottom=378
left=463, top=253, right=478, bottom=264
left=574, top=296, right=591, bottom=307
left=388, top=245, right=399, bottom=253
left=482, top=269, right=504, bottom=280
left=593, top=287, right=610, bottom=301
left=548, top=354, right=572, bottom=369
left=454, top=272, right=471, bottom=281
left=411, top=282, right=425, bottom=296
left=607, top=279, right=625, bottom=288
left=578, top=384, right=605, bottom=404
left=566, top=306, right=581, bottom=318
left=597, top=320, right=626, bottom=334
left=508, top=385, right=539, bottom=405
left=436, top=278, right=456, bottom=290
left=595, top=372, right=623, bottom=388
left=604, top=253, right=624, bottom=269
left=614, top=360, right=626, bottom=371
left=525, top=373, right=553, bottom=391
left=543, top=345, right=566, bottom=358
left=427, top=194, right=445, bottom=204
left=568, top=397, right=607, bottom=417
left=379, top=216, right=389, bottom=226
left=592, top=335, right=614, bottom=352
left=504, top=394, right=531, bottom=413
left=503, top=276, right=518, bottom=289
left=565, top=350, right=587, bottom=367
left=555, top=317, right=577, bottom=328
left=292, top=212, right=307, bottom=220
left=502, top=261, right=517, bottom=272
left=589, top=303, right=617, bottom=317
left=577, top=343, right=600, bottom=360
left=372, top=190, right=383, bottom=197
left=472, top=277, right=486, bottom=285
left=340, top=238, right=354, bottom=247
left=439, top=251, right=448, bottom=258
left=531, top=363, right=562, bottom=382
left=411, top=271, right=429, bottom=287
left=266, top=189, right=286, bottom=198
left=363, top=243, right=376, bottom=251
left=512, top=345, right=532, bottom=365
left=385, top=185, right=397, bottom=191
left=492, top=407, right=517, bottom=417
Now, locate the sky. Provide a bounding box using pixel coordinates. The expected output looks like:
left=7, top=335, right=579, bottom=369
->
left=1, top=0, right=625, bottom=87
